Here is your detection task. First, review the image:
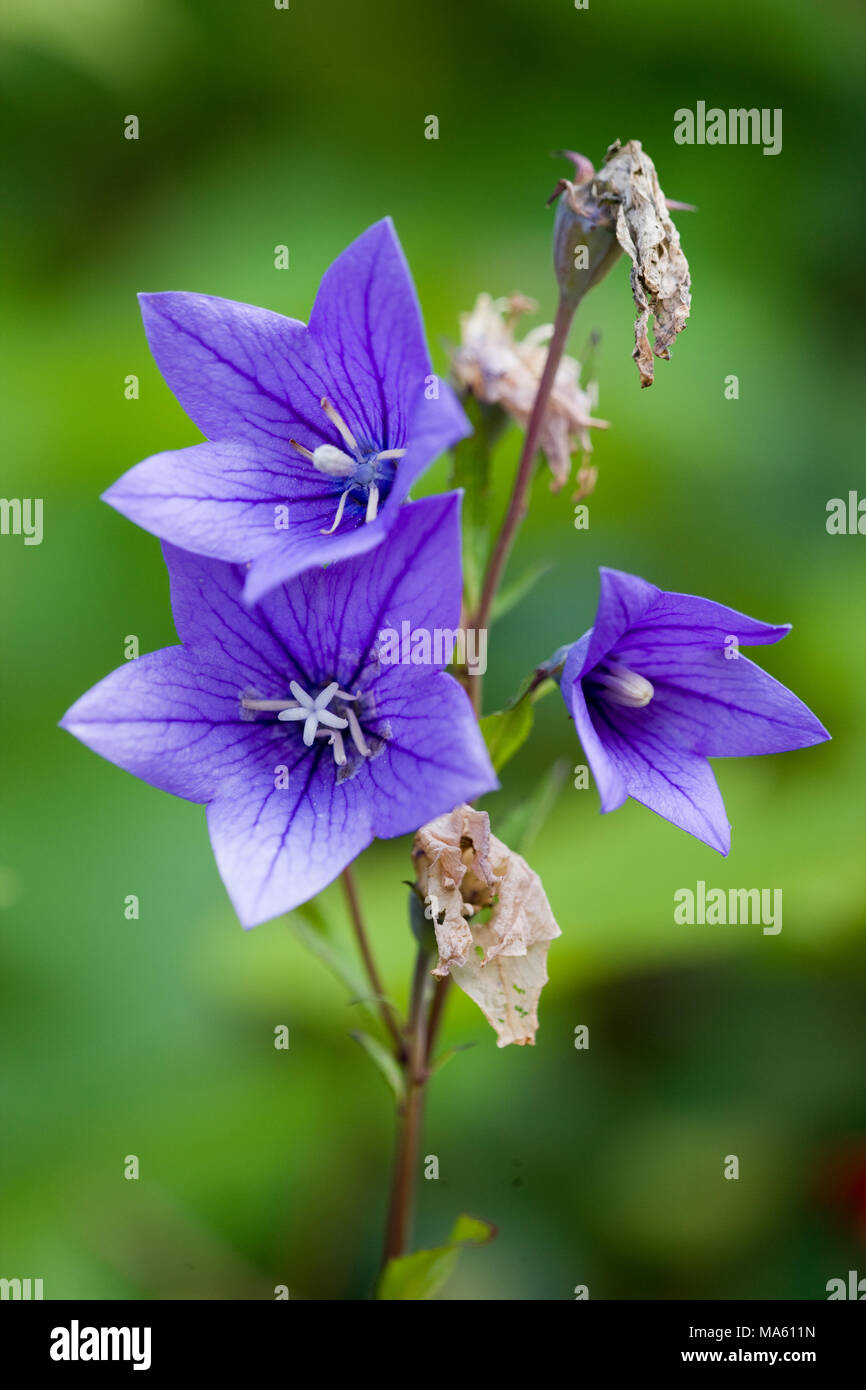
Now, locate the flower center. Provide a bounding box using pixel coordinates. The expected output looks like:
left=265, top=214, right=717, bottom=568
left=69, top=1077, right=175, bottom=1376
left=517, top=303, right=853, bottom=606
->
left=290, top=398, right=407, bottom=535
left=242, top=680, right=373, bottom=767
left=590, top=660, right=654, bottom=708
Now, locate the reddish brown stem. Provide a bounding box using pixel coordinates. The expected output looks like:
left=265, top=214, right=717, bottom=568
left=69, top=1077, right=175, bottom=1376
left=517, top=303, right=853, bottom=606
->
left=469, top=293, right=577, bottom=713
left=341, top=866, right=405, bottom=1058
left=382, top=945, right=431, bottom=1265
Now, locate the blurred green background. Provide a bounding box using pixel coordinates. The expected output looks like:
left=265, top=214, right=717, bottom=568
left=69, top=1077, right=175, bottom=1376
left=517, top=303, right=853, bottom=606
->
left=1, top=0, right=864, bottom=1300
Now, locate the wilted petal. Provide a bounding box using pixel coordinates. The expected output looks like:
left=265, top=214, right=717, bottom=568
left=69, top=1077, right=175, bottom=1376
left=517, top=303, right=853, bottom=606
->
left=597, top=139, right=691, bottom=387
left=413, top=807, right=560, bottom=1046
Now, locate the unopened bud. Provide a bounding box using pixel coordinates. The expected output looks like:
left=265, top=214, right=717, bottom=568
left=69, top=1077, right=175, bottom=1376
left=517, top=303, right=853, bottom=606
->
left=550, top=152, right=623, bottom=307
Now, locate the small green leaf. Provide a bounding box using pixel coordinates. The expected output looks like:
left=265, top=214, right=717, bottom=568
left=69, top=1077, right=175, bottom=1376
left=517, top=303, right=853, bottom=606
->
left=427, top=1040, right=477, bottom=1077
left=288, top=915, right=367, bottom=1000
left=349, top=1030, right=406, bottom=1104
left=406, top=883, right=438, bottom=953
left=377, top=1213, right=495, bottom=1300
left=496, top=757, right=570, bottom=853
left=450, top=395, right=504, bottom=614
left=491, top=563, right=551, bottom=624
left=448, top=1213, right=496, bottom=1247
left=480, top=698, right=534, bottom=772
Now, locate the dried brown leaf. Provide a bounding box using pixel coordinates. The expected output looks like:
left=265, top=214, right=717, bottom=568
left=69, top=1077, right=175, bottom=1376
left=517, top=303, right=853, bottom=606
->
left=412, top=806, right=561, bottom=1047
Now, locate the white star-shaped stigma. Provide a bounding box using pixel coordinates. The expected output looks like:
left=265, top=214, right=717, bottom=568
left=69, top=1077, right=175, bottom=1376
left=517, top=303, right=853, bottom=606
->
left=277, top=681, right=348, bottom=746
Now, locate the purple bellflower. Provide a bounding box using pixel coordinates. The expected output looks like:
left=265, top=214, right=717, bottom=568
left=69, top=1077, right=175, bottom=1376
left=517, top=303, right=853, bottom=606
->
left=104, top=219, right=469, bottom=603
left=60, top=494, right=497, bottom=927
left=561, top=567, right=830, bottom=854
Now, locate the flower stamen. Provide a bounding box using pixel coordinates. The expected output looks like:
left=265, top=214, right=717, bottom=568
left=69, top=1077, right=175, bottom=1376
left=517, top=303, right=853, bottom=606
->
left=243, top=680, right=374, bottom=766
left=320, top=488, right=350, bottom=535
left=320, top=397, right=358, bottom=451
left=344, top=705, right=372, bottom=757
left=593, top=660, right=654, bottom=708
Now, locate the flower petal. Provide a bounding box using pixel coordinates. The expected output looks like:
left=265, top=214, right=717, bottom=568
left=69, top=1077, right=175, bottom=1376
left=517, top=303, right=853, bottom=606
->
left=104, top=440, right=332, bottom=564
left=207, top=740, right=373, bottom=928
left=562, top=635, right=628, bottom=812
left=581, top=567, right=659, bottom=674
left=590, top=699, right=731, bottom=854
left=241, top=383, right=471, bottom=602
left=308, top=218, right=432, bottom=449
left=138, top=291, right=333, bottom=452
left=252, top=492, right=467, bottom=685
left=615, top=590, right=791, bottom=659
left=59, top=646, right=268, bottom=803
left=630, top=649, right=830, bottom=757
left=363, top=668, right=497, bottom=837
left=162, top=542, right=309, bottom=691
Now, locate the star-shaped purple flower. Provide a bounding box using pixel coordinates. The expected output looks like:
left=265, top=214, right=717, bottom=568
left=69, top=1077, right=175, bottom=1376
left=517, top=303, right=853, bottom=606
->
left=104, top=219, right=469, bottom=603
left=561, top=567, right=830, bottom=853
left=61, top=494, right=497, bottom=927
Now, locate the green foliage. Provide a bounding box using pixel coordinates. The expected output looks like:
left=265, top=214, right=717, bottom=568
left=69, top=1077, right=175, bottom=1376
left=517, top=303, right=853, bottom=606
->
left=480, top=698, right=534, bottom=772
left=377, top=1214, right=496, bottom=1300
left=449, top=395, right=504, bottom=614
left=349, top=1031, right=405, bottom=1104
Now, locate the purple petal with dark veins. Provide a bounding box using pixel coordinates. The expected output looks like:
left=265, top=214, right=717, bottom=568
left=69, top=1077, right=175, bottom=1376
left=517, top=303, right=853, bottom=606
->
left=103, top=439, right=329, bottom=564
left=308, top=218, right=432, bottom=449
left=58, top=646, right=274, bottom=803
left=138, top=291, right=334, bottom=453
left=363, top=667, right=497, bottom=836
left=590, top=698, right=731, bottom=854
left=621, top=648, right=830, bottom=758
left=562, top=635, right=628, bottom=812
left=581, top=568, right=791, bottom=677
left=207, top=739, right=373, bottom=928
left=241, top=379, right=470, bottom=603
left=251, top=491, right=467, bottom=684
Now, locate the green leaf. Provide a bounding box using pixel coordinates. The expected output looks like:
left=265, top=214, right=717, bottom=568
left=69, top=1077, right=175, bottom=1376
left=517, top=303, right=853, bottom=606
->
left=496, top=757, right=570, bottom=853
left=287, top=914, right=368, bottom=1002
left=349, top=1030, right=405, bottom=1104
left=449, top=395, right=503, bottom=614
left=427, top=1040, right=477, bottom=1077
left=480, top=697, right=534, bottom=773
left=491, top=563, right=551, bottom=624
left=287, top=913, right=392, bottom=1037
left=377, top=1213, right=496, bottom=1300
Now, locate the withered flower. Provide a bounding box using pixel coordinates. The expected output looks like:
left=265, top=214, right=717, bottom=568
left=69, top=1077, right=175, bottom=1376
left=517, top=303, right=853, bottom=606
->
left=450, top=293, right=607, bottom=489
left=551, top=141, right=692, bottom=387
left=412, top=805, right=561, bottom=1047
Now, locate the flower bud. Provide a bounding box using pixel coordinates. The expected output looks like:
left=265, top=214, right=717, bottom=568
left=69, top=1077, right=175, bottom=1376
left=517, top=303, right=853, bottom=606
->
left=550, top=152, right=623, bottom=306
